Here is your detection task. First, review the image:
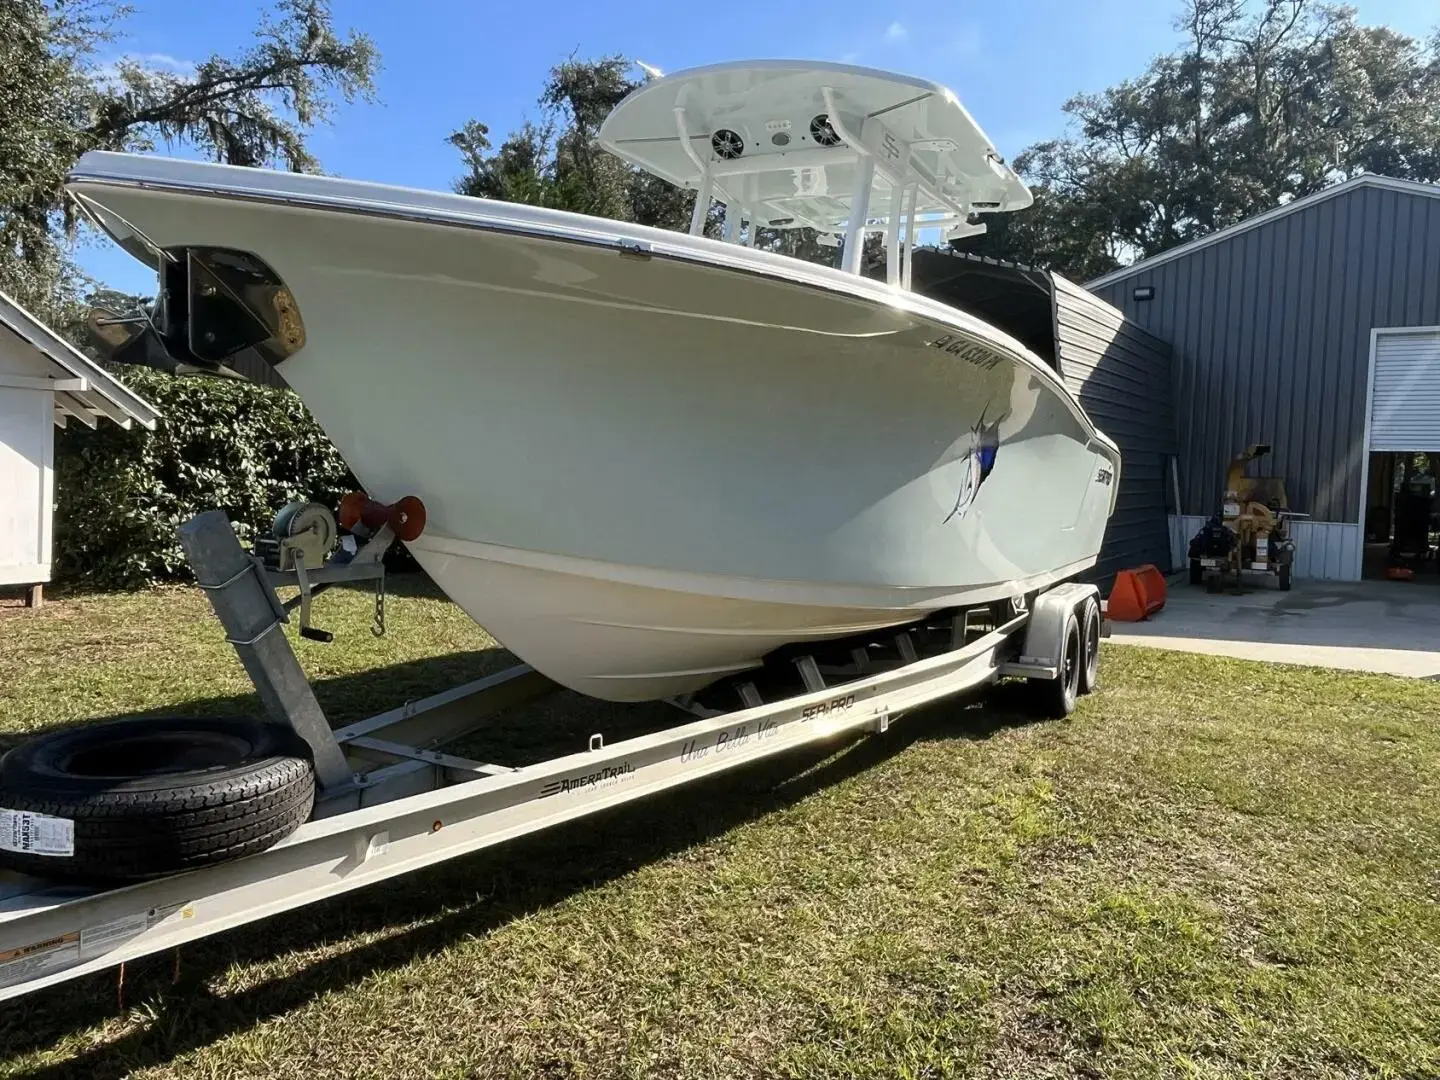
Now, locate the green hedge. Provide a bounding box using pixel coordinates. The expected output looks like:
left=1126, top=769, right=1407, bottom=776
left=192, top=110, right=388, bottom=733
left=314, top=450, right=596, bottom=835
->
left=55, top=367, right=356, bottom=589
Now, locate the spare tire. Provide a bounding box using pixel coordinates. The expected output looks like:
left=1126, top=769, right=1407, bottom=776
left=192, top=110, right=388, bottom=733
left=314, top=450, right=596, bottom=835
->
left=0, top=716, right=315, bottom=884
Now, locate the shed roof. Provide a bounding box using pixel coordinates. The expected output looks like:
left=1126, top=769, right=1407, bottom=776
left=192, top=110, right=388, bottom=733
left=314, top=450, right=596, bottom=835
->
left=1086, top=173, right=1440, bottom=289
left=0, top=291, right=159, bottom=430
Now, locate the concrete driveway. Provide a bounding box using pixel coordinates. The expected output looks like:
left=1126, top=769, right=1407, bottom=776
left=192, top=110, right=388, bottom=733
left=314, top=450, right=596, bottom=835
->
left=1110, top=577, right=1440, bottom=679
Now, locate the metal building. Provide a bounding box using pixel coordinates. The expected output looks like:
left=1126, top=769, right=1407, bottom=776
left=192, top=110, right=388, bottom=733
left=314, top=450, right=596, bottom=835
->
left=1088, top=174, right=1440, bottom=582
left=909, top=251, right=1176, bottom=584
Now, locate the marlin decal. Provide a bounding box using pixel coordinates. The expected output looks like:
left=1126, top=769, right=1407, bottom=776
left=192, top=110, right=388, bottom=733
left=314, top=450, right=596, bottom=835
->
left=943, top=405, right=1003, bottom=524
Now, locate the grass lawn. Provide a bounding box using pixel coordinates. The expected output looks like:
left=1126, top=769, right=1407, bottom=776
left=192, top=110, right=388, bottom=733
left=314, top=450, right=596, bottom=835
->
left=1, top=579, right=1438, bottom=1079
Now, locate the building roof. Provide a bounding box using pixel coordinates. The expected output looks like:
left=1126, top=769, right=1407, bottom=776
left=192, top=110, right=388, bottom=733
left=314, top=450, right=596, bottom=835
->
left=1086, top=173, right=1440, bottom=289
left=0, top=291, right=159, bottom=430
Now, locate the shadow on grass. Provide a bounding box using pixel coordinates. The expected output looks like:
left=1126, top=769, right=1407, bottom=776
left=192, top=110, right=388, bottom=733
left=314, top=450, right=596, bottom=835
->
left=0, top=666, right=1050, bottom=1078
left=0, top=566, right=439, bottom=619
left=0, top=586, right=495, bottom=762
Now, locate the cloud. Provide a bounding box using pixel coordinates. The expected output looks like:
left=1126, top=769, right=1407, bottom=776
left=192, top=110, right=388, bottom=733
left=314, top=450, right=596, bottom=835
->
left=884, top=21, right=907, bottom=42
left=135, top=52, right=196, bottom=74
left=93, top=51, right=198, bottom=88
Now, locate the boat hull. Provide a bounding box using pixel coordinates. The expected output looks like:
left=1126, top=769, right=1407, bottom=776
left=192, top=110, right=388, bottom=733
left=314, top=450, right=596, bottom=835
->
left=67, top=163, right=1120, bottom=700
left=406, top=533, right=1099, bottom=700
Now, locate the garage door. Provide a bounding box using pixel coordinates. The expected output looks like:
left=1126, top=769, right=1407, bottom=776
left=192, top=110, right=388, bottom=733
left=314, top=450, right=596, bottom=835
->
left=1371, top=330, right=1440, bottom=450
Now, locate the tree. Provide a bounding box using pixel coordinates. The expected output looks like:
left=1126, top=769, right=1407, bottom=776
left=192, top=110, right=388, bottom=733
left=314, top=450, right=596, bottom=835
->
left=451, top=54, right=855, bottom=270
left=0, top=0, right=100, bottom=315
left=0, top=0, right=377, bottom=320
left=958, top=0, right=1440, bottom=280
left=951, top=188, right=1127, bottom=282
left=451, top=55, right=690, bottom=232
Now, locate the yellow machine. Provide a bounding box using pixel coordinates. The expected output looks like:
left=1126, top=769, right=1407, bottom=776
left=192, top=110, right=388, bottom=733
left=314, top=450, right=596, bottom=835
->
left=1188, top=444, right=1305, bottom=591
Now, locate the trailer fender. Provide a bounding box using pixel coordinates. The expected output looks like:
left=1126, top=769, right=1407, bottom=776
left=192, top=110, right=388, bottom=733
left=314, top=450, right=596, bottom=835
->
left=1004, top=583, right=1100, bottom=678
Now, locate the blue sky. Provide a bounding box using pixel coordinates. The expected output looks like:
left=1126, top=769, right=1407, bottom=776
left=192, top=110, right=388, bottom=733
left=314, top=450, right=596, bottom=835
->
left=73, top=0, right=1436, bottom=293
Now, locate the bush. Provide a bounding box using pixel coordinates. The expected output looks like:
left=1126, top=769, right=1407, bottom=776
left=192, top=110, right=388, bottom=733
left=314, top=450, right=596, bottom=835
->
left=54, top=366, right=356, bottom=589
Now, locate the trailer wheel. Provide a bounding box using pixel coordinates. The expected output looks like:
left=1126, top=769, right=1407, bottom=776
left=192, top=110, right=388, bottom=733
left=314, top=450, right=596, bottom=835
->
left=1279, top=563, right=1292, bottom=591
left=1078, top=597, right=1101, bottom=695
left=1034, top=612, right=1082, bottom=718
left=1189, top=559, right=1204, bottom=585
left=0, top=716, right=315, bottom=884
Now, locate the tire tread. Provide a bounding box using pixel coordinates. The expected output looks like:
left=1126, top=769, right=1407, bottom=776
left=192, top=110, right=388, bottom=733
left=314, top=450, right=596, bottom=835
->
left=0, top=720, right=316, bottom=883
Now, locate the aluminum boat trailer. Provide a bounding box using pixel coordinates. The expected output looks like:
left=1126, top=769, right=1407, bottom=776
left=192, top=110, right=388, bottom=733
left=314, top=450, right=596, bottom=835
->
left=0, top=508, right=1107, bottom=1003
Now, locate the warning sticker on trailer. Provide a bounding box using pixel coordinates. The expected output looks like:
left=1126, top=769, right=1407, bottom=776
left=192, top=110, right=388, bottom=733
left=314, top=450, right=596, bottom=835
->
left=80, top=913, right=149, bottom=959
left=0, top=932, right=81, bottom=989
left=0, top=809, right=75, bottom=856
left=0, top=904, right=198, bottom=991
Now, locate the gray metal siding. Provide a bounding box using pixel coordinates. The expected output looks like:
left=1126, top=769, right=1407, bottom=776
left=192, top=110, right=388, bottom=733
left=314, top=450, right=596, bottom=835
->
left=1092, top=184, right=1440, bottom=523
left=1051, top=275, right=1176, bottom=580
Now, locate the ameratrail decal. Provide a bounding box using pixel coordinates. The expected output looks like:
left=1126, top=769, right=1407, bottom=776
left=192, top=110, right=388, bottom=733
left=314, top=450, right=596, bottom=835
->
left=538, top=761, right=635, bottom=799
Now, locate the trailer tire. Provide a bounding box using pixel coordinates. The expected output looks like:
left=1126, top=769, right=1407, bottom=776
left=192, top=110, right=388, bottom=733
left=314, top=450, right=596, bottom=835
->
left=1189, top=559, right=1204, bottom=585
left=1078, top=597, right=1101, bottom=695
left=1033, top=612, right=1082, bottom=719
left=0, top=716, right=315, bottom=884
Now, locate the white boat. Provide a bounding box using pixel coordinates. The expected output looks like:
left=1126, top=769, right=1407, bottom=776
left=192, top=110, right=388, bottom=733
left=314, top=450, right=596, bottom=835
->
left=65, top=59, right=1121, bottom=702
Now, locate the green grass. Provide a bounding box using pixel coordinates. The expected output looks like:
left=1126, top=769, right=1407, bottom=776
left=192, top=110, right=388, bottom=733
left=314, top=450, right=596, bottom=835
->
left=1, top=580, right=1438, bottom=1079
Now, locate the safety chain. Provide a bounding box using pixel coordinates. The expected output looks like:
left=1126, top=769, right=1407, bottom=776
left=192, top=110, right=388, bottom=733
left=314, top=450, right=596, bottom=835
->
left=372, top=573, right=386, bottom=638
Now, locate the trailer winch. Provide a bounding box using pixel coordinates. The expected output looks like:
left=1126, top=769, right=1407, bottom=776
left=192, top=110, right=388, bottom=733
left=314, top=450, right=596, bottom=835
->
left=262, top=500, right=338, bottom=573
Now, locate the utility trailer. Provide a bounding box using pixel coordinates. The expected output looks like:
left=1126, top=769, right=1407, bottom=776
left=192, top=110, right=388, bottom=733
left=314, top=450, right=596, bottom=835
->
left=0, top=506, right=1107, bottom=1004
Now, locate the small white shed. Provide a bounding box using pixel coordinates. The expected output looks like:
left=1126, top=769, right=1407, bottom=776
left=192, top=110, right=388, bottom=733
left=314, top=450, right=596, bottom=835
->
left=1, top=292, right=158, bottom=605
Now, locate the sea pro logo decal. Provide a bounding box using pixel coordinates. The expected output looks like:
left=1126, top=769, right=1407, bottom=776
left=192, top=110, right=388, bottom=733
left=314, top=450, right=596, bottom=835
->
left=944, top=405, right=1004, bottom=524
left=1095, top=465, right=1114, bottom=486
left=539, top=761, right=635, bottom=798
left=802, top=694, right=855, bottom=719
